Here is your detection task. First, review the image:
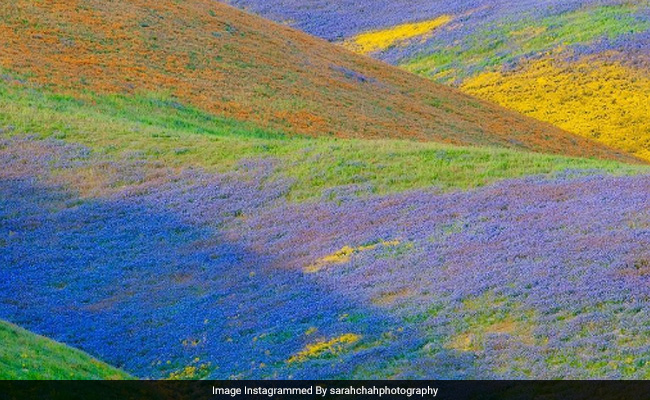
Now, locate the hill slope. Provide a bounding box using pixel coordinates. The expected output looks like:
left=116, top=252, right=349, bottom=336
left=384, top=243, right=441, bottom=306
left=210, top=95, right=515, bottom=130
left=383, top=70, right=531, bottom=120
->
left=226, top=0, right=650, bottom=162
left=0, top=77, right=648, bottom=379
left=0, top=320, right=131, bottom=380
left=1, top=0, right=649, bottom=381
left=0, top=0, right=638, bottom=162
left=1, top=130, right=648, bottom=379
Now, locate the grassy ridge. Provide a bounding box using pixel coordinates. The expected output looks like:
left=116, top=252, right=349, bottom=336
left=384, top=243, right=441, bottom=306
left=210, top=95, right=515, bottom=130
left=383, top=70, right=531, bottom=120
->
left=0, top=321, right=131, bottom=380
left=1, top=77, right=646, bottom=202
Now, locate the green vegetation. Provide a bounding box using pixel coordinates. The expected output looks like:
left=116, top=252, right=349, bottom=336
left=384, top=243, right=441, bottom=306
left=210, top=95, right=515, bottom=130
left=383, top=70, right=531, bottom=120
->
left=405, top=4, right=650, bottom=82
left=0, top=77, right=646, bottom=202
left=0, top=320, right=131, bottom=380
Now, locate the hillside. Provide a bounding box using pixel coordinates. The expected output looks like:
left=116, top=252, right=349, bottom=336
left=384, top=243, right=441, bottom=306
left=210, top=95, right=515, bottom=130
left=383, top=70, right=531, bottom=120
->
left=1, top=0, right=649, bottom=381
left=227, top=0, right=650, bottom=162
left=0, top=0, right=639, bottom=162
left=0, top=320, right=131, bottom=380
left=1, top=75, right=648, bottom=379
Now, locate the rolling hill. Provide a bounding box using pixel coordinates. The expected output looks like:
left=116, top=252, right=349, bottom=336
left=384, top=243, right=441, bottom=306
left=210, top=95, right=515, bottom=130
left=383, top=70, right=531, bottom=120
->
left=226, top=0, right=650, bottom=162
left=1, top=123, right=648, bottom=379
left=1, top=0, right=649, bottom=381
left=0, top=0, right=639, bottom=162
left=0, top=320, right=131, bottom=380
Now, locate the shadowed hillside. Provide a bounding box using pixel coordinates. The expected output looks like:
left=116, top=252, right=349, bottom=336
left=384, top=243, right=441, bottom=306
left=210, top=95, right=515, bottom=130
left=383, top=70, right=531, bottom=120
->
left=0, top=0, right=639, bottom=162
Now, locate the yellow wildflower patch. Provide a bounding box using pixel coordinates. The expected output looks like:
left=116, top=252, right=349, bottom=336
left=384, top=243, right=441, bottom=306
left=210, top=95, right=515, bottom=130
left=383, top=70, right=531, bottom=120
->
left=287, top=333, right=361, bottom=363
left=319, top=246, right=356, bottom=265
left=166, top=362, right=212, bottom=380
left=462, top=54, right=650, bottom=162
left=345, top=16, right=452, bottom=54
left=305, top=240, right=401, bottom=273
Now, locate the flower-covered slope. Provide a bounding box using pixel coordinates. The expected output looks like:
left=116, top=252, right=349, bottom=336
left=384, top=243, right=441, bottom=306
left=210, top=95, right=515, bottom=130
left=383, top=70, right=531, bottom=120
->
left=1, top=0, right=649, bottom=381
left=0, top=0, right=638, bottom=162
left=1, top=82, right=649, bottom=378
left=226, top=0, right=650, bottom=162
left=1, top=134, right=648, bottom=379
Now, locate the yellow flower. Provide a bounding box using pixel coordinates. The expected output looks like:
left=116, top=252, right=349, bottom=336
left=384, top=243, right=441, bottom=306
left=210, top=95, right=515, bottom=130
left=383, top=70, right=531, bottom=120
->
left=345, top=16, right=452, bottom=54
left=305, top=240, right=402, bottom=273
left=288, top=333, right=361, bottom=363
left=463, top=54, right=650, bottom=162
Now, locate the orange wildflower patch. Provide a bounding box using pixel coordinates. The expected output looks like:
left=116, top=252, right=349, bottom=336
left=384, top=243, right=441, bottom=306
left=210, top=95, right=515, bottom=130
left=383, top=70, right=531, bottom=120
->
left=0, top=0, right=640, bottom=163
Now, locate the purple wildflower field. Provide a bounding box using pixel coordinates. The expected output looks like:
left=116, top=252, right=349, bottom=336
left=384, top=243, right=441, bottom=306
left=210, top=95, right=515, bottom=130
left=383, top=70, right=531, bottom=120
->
left=0, top=136, right=419, bottom=379
left=226, top=0, right=650, bottom=79
left=226, top=0, right=616, bottom=40
left=242, top=172, right=650, bottom=378
left=2, top=135, right=649, bottom=379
